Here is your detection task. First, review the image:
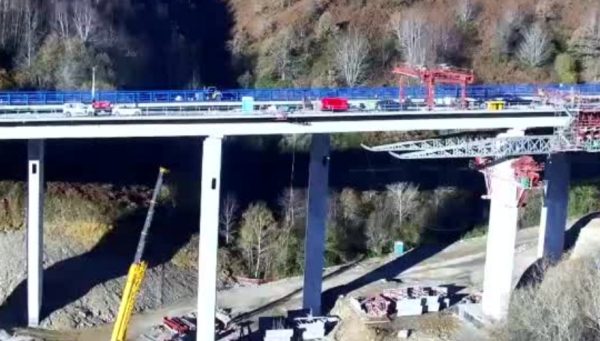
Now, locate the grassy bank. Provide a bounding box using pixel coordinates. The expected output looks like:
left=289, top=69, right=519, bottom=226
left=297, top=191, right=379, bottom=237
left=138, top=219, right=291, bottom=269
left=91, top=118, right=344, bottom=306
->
left=0, top=181, right=162, bottom=248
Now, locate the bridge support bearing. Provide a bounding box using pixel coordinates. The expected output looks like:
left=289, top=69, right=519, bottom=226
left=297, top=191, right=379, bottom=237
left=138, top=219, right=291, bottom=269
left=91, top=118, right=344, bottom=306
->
left=302, top=134, right=331, bottom=316
left=537, top=153, right=570, bottom=263
left=27, top=139, right=44, bottom=327
left=482, top=131, right=522, bottom=321
left=197, top=136, right=223, bottom=341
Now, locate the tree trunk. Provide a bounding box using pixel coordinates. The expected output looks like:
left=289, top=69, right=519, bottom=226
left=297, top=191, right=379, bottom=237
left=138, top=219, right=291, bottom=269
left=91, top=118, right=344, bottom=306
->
left=255, top=229, right=262, bottom=278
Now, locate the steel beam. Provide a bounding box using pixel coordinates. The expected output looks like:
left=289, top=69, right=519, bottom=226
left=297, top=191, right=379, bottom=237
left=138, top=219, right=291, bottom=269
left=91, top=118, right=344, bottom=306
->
left=303, top=134, right=331, bottom=315
left=197, top=136, right=223, bottom=341
left=27, top=139, right=44, bottom=327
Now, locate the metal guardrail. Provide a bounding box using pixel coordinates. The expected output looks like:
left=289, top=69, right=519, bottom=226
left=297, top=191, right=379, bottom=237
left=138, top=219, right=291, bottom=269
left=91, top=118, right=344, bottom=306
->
left=0, top=83, right=598, bottom=105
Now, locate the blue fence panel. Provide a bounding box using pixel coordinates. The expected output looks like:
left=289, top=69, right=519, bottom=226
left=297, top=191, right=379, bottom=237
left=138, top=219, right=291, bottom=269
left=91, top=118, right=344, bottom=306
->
left=4, top=82, right=600, bottom=106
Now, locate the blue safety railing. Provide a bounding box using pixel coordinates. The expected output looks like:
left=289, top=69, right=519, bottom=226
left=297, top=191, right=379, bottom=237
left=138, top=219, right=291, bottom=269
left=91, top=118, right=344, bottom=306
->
left=1, top=83, right=600, bottom=105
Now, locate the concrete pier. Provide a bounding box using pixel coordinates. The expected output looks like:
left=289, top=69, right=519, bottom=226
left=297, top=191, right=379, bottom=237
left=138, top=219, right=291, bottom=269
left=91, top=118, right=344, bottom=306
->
left=538, top=153, right=570, bottom=263
left=197, top=136, right=223, bottom=341
left=27, top=139, right=44, bottom=327
left=481, top=131, right=522, bottom=321
left=302, top=134, right=331, bottom=315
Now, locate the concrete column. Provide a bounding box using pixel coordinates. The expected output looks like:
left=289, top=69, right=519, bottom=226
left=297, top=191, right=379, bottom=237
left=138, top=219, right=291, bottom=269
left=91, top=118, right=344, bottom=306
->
left=27, top=139, right=44, bottom=327
left=482, top=131, right=521, bottom=321
left=197, top=136, right=222, bottom=341
left=302, top=134, right=331, bottom=316
left=537, top=153, right=570, bottom=263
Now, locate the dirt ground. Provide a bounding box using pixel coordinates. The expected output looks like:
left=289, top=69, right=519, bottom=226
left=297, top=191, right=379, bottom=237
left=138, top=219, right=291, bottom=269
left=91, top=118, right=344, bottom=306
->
left=7, top=216, right=600, bottom=341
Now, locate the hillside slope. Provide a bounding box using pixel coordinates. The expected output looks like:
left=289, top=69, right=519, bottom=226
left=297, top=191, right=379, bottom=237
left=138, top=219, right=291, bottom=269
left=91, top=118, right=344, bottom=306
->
left=226, top=0, right=600, bottom=87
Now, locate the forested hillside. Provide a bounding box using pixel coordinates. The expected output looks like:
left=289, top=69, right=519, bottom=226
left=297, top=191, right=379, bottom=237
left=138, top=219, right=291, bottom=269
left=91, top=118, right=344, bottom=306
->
left=226, top=0, right=600, bottom=87
left=1, top=0, right=599, bottom=91
left=0, top=0, right=234, bottom=90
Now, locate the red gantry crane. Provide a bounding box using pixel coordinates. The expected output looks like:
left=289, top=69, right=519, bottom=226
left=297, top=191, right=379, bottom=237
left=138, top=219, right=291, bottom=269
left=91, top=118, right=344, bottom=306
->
left=393, top=64, right=475, bottom=110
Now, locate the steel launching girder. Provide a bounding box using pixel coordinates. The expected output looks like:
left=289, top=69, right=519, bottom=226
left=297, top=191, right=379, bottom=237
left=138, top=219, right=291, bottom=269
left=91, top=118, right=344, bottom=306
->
left=361, top=135, right=490, bottom=152
left=382, top=135, right=575, bottom=159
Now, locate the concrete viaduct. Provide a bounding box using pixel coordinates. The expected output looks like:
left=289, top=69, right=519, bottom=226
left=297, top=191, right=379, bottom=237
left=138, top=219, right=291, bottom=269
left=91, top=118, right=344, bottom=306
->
left=0, top=108, right=573, bottom=339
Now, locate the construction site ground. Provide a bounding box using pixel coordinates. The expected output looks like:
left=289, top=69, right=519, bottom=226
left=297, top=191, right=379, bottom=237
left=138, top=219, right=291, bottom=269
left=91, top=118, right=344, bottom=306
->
left=8, top=216, right=600, bottom=340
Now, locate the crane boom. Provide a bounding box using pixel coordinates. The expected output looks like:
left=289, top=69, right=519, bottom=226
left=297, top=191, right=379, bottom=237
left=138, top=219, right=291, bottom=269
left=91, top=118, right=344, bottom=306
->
left=111, top=167, right=169, bottom=341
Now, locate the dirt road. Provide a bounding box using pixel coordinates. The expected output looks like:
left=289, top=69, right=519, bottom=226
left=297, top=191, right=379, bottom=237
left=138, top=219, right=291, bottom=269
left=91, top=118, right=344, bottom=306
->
left=22, top=217, right=599, bottom=341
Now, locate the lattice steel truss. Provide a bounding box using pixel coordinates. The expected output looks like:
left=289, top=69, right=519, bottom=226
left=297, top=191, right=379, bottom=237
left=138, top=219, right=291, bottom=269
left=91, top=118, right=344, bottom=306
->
left=361, top=135, right=490, bottom=153
left=387, top=135, right=576, bottom=159
left=363, top=108, right=586, bottom=159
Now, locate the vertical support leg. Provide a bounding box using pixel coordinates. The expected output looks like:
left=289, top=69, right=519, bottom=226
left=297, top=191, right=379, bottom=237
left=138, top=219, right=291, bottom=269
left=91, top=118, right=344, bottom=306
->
left=482, top=159, right=520, bottom=320
left=302, top=134, right=331, bottom=316
left=538, top=153, right=570, bottom=263
left=27, top=139, right=44, bottom=327
left=197, top=136, right=222, bottom=341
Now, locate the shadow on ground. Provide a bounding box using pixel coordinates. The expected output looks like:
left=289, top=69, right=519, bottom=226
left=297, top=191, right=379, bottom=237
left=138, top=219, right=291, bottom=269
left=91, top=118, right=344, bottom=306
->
left=516, top=211, right=600, bottom=289
left=321, top=243, right=450, bottom=313
left=0, top=202, right=198, bottom=330
left=231, top=257, right=366, bottom=324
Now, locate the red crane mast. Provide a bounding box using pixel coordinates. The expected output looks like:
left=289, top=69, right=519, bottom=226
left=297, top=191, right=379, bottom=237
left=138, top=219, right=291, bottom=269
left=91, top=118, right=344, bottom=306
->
left=392, top=64, right=475, bottom=110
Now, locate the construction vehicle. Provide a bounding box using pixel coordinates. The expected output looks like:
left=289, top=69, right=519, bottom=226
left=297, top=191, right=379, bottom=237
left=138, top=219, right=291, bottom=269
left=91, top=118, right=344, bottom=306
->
left=111, top=167, right=169, bottom=341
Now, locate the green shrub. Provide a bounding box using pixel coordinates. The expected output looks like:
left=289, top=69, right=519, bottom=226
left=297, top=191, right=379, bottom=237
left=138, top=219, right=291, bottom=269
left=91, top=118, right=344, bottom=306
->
left=462, top=224, right=488, bottom=239
left=519, top=189, right=542, bottom=228
left=0, top=181, right=158, bottom=248
left=568, top=183, right=600, bottom=218
left=554, top=53, right=578, bottom=84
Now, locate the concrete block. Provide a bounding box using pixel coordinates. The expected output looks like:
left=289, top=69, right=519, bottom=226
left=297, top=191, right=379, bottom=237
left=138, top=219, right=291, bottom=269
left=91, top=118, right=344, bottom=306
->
left=397, top=329, right=411, bottom=339
left=396, top=298, right=424, bottom=316
left=265, top=329, right=294, bottom=341
left=297, top=320, right=325, bottom=340
left=425, top=296, right=441, bottom=312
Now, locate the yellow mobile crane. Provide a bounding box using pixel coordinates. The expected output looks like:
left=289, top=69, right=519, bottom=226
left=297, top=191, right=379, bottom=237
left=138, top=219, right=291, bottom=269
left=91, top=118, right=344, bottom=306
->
left=111, top=167, right=169, bottom=341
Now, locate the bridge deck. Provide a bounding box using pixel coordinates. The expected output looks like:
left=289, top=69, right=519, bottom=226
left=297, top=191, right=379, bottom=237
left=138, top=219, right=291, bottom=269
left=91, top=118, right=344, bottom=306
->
left=0, top=109, right=570, bottom=139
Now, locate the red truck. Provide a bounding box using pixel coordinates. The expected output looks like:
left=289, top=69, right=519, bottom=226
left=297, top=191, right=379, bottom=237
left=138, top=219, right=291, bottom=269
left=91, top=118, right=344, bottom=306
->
left=321, top=97, right=349, bottom=112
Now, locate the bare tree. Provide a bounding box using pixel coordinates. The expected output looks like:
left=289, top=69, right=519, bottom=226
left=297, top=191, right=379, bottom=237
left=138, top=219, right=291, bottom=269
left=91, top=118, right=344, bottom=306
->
left=219, top=193, right=239, bottom=245
left=22, top=0, right=40, bottom=67
left=390, top=10, right=435, bottom=66
left=72, top=0, right=99, bottom=43
left=386, top=182, right=420, bottom=223
left=54, top=0, right=71, bottom=40
left=456, top=0, right=475, bottom=23
left=238, top=202, right=279, bottom=279
left=334, top=28, right=369, bottom=86
left=269, top=28, right=297, bottom=82
left=494, top=8, right=527, bottom=56
left=278, top=187, right=306, bottom=230
left=570, top=8, right=600, bottom=80
left=365, top=195, right=395, bottom=255
left=338, top=188, right=361, bottom=222
left=517, top=23, right=552, bottom=67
